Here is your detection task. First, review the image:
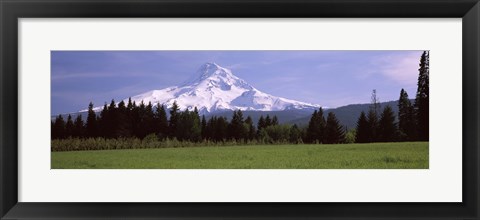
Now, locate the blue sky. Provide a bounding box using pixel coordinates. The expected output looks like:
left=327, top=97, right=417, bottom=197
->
left=51, top=50, right=423, bottom=115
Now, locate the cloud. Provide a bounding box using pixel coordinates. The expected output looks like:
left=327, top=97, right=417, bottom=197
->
left=376, top=52, right=422, bottom=86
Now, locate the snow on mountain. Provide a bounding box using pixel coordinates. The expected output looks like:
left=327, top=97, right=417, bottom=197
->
left=85, top=62, right=321, bottom=114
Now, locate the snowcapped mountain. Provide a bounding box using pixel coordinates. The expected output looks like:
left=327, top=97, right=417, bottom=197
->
left=87, top=62, right=321, bottom=114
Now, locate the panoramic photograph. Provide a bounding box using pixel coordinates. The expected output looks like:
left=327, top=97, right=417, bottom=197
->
left=51, top=50, right=429, bottom=169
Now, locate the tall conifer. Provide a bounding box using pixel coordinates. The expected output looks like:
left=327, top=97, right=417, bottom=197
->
left=245, top=116, right=256, bottom=140
left=398, top=89, right=415, bottom=141
left=169, top=101, right=180, bottom=137
left=265, top=115, right=272, bottom=127
left=116, top=100, right=130, bottom=137
left=378, top=105, right=398, bottom=142
left=215, top=117, right=228, bottom=141
left=201, top=115, right=207, bottom=140
left=355, top=111, right=369, bottom=143
left=306, top=110, right=319, bottom=143
left=73, top=115, right=85, bottom=138
left=366, top=109, right=378, bottom=142
left=272, top=116, right=279, bottom=126
left=324, top=112, right=345, bottom=144
left=154, top=104, right=168, bottom=137
left=86, top=102, right=98, bottom=138
left=52, top=115, right=66, bottom=139
left=229, top=110, right=247, bottom=140
left=415, top=51, right=429, bottom=141
left=306, top=108, right=326, bottom=143
left=65, top=114, right=74, bottom=138
left=257, top=116, right=266, bottom=135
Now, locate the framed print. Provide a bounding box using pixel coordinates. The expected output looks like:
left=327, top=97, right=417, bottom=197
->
left=1, top=0, right=479, bottom=219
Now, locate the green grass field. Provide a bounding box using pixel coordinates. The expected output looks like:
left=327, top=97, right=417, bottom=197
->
left=51, top=142, right=428, bottom=169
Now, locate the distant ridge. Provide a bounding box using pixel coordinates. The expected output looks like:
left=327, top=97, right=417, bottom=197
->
left=286, top=100, right=408, bottom=129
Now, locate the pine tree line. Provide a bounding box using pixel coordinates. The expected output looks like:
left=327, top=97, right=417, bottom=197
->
left=52, top=100, right=305, bottom=143
left=52, top=99, right=171, bottom=140
left=354, top=51, right=429, bottom=143
left=304, top=108, right=346, bottom=144
left=52, top=101, right=348, bottom=145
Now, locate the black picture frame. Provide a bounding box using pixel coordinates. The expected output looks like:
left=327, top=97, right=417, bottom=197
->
left=1, top=0, right=479, bottom=219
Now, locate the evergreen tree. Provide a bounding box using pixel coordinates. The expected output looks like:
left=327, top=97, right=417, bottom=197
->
left=144, top=102, right=155, bottom=136
left=154, top=104, right=169, bottom=138
left=116, top=100, right=130, bottom=138
left=272, top=116, right=279, bottom=126
left=317, top=108, right=326, bottom=142
left=366, top=109, right=378, bottom=142
left=136, top=101, right=148, bottom=138
left=355, top=111, right=369, bottom=143
left=257, top=115, right=266, bottom=135
left=205, top=116, right=216, bottom=141
left=398, top=89, right=416, bottom=141
left=324, top=112, right=345, bottom=144
left=306, top=110, right=319, bottom=143
left=228, top=110, right=248, bottom=141
left=201, top=115, right=207, bottom=140
left=191, top=107, right=202, bottom=141
left=169, top=101, right=180, bottom=137
left=52, top=115, right=66, bottom=139
left=265, top=115, right=272, bottom=127
left=108, top=100, right=116, bottom=109
left=130, top=101, right=141, bottom=138
left=73, top=115, right=85, bottom=138
left=415, top=51, right=429, bottom=141
left=127, top=97, right=134, bottom=110
left=86, top=102, right=98, bottom=138
left=125, top=98, right=135, bottom=137
left=378, top=105, right=398, bottom=142
left=175, top=109, right=189, bottom=141
left=98, top=103, right=109, bottom=137
left=215, top=117, right=228, bottom=142
left=107, top=99, right=118, bottom=138
left=51, top=121, right=54, bottom=139
left=306, top=108, right=326, bottom=143
left=65, top=114, right=74, bottom=138
left=245, top=116, right=256, bottom=140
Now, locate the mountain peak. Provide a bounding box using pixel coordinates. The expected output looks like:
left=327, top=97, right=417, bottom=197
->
left=197, top=62, right=231, bottom=78
left=85, top=62, right=321, bottom=114
left=181, top=62, right=238, bottom=87
left=203, top=62, right=220, bottom=67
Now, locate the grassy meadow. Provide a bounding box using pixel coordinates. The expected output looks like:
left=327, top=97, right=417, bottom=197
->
left=51, top=142, right=428, bottom=169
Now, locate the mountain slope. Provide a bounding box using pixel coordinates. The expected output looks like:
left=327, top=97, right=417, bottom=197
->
left=86, top=62, right=320, bottom=114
